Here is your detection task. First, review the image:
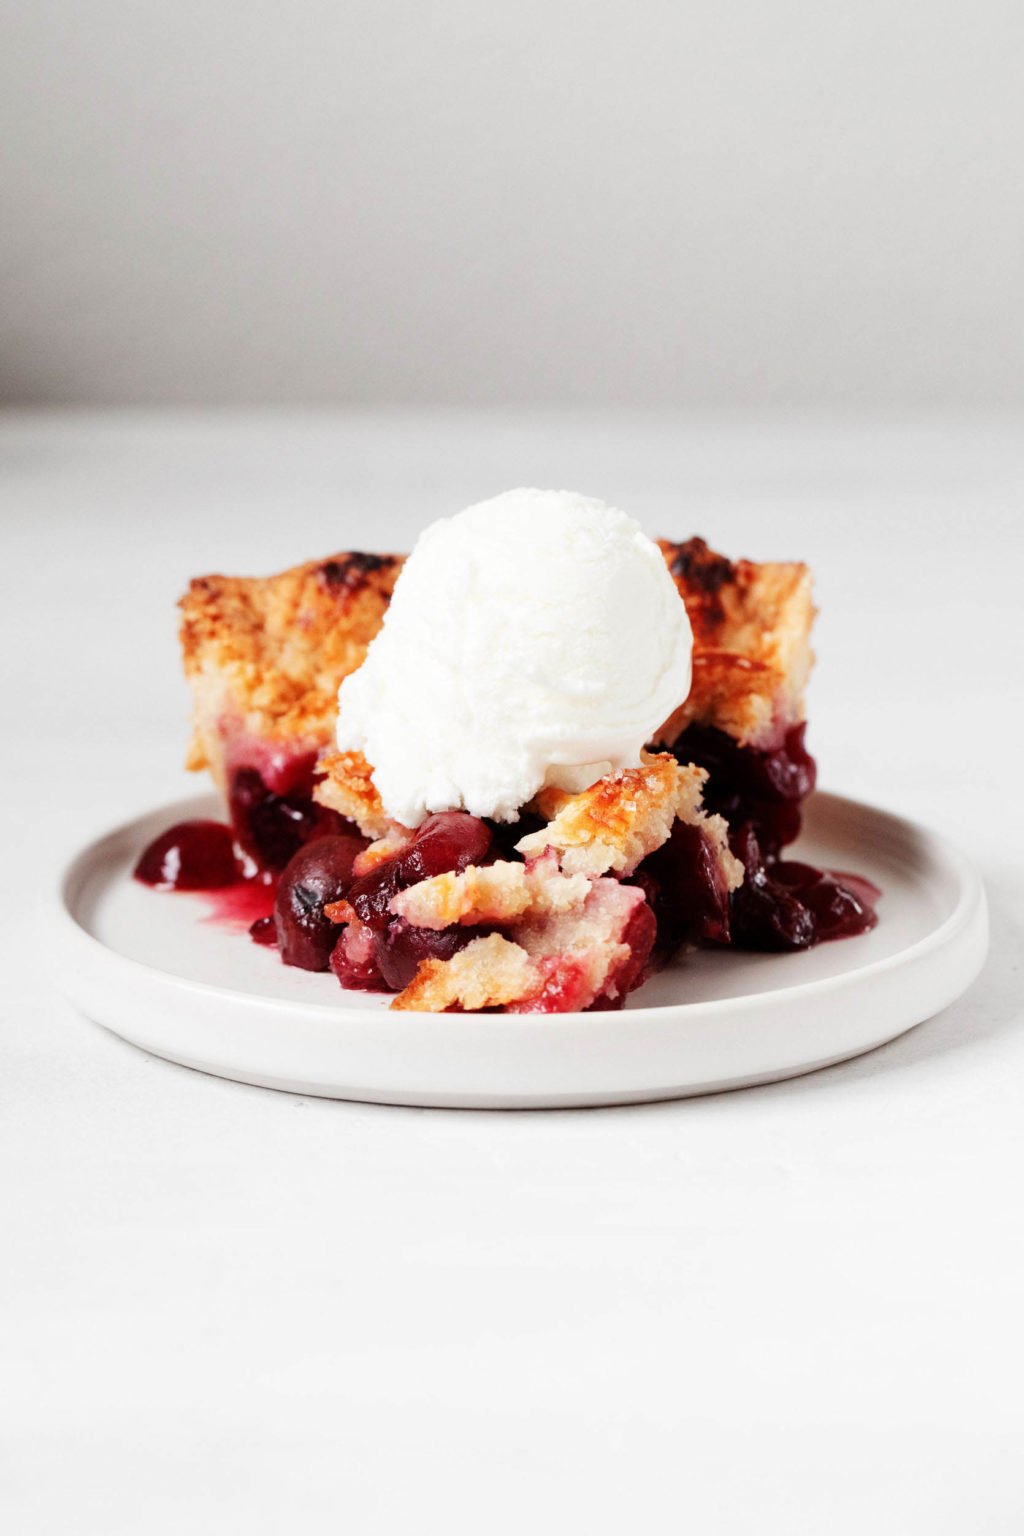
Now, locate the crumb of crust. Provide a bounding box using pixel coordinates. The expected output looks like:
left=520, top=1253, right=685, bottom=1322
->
left=313, top=749, right=395, bottom=839
left=391, top=934, right=537, bottom=1012
left=516, top=752, right=711, bottom=878
left=656, top=537, right=815, bottom=749
left=705, top=813, right=745, bottom=894
left=392, top=850, right=590, bottom=930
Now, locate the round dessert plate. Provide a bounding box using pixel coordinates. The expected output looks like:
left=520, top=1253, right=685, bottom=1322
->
left=49, top=792, right=987, bottom=1108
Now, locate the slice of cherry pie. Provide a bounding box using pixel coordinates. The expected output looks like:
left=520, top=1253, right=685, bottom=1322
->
left=138, top=530, right=876, bottom=1015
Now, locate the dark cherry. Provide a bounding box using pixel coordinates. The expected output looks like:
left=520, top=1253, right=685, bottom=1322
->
left=727, top=824, right=816, bottom=950
left=249, top=915, right=278, bottom=946
left=229, top=765, right=350, bottom=872
left=134, top=820, right=240, bottom=890
left=346, top=858, right=406, bottom=934
left=373, top=918, right=477, bottom=993
left=329, top=812, right=493, bottom=992
left=657, top=721, right=879, bottom=951
left=770, top=860, right=879, bottom=943
left=675, top=722, right=816, bottom=857
left=347, top=812, right=493, bottom=936
left=330, top=924, right=389, bottom=991
left=274, top=834, right=367, bottom=971
left=638, top=821, right=732, bottom=951
left=823, top=870, right=883, bottom=913
left=401, top=812, right=493, bottom=883
left=727, top=824, right=877, bottom=951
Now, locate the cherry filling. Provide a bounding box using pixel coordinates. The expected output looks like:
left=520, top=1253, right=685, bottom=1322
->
left=616, top=900, right=659, bottom=993
left=330, top=922, right=390, bottom=991
left=274, top=834, right=367, bottom=970
left=373, top=919, right=477, bottom=992
left=726, top=825, right=878, bottom=949
left=650, top=724, right=877, bottom=951
left=135, top=803, right=494, bottom=984
left=674, top=721, right=816, bottom=857
left=229, top=763, right=349, bottom=872
left=587, top=900, right=660, bottom=1012
left=635, top=821, right=732, bottom=951
left=337, top=811, right=494, bottom=988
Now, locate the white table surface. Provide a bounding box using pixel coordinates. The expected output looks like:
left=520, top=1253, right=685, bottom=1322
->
left=2, top=412, right=1022, bottom=1535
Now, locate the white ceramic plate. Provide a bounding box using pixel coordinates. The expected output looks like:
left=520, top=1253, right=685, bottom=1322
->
left=49, top=791, right=988, bottom=1108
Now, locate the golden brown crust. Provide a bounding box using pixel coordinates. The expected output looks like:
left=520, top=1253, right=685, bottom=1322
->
left=180, top=551, right=401, bottom=783
left=180, top=535, right=813, bottom=799
left=391, top=934, right=536, bottom=1012
left=657, top=538, right=815, bottom=748
left=392, top=851, right=591, bottom=930
left=517, top=752, right=742, bottom=888
left=314, top=749, right=392, bottom=838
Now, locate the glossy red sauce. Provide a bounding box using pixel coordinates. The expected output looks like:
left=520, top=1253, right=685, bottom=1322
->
left=133, top=817, right=277, bottom=941
left=199, top=878, right=277, bottom=931
left=133, top=819, right=240, bottom=891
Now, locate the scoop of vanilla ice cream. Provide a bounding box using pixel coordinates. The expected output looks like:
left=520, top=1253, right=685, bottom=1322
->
left=335, top=489, right=693, bottom=827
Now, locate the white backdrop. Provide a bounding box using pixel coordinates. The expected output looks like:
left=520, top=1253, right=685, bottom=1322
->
left=2, top=0, right=1022, bottom=407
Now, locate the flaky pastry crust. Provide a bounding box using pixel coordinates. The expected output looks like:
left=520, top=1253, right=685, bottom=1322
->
left=180, top=551, right=401, bottom=790
left=391, top=934, right=537, bottom=1013
left=179, top=536, right=814, bottom=800
left=392, top=850, right=591, bottom=930
left=314, top=749, right=392, bottom=839
left=657, top=538, right=815, bottom=748
left=518, top=752, right=742, bottom=888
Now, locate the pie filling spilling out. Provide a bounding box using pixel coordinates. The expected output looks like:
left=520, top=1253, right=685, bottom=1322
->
left=135, top=521, right=878, bottom=1014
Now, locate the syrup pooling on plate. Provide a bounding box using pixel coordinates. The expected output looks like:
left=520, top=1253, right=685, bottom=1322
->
left=133, top=820, right=240, bottom=891
left=133, top=819, right=278, bottom=931
left=202, top=879, right=277, bottom=932
left=134, top=770, right=353, bottom=948
left=134, top=806, right=502, bottom=984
